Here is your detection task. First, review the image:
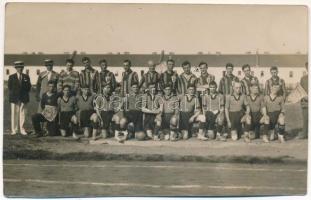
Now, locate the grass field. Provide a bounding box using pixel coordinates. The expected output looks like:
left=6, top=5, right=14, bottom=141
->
left=3, top=86, right=304, bottom=137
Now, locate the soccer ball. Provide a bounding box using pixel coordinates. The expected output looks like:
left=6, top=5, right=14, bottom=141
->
left=135, top=131, right=146, bottom=141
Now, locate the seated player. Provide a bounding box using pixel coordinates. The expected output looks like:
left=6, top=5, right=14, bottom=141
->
left=225, top=81, right=250, bottom=141
left=32, top=80, right=59, bottom=137
left=245, top=84, right=267, bottom=142
left=57, top=85, right=79, bottom=139
left=141, top=83, right=163, bottom=140
left=76, top=86, right=99, bottom=140
left=263, top=84, right=286, bottom=143
left=200, top=81, right=225, bottom=141
left=160, top=84, right=179, bottom=141
left=110, top=83, right=128, bottom=142
left=124, top=82, right=145, bottom=140
left=94, top=84, right=114, bottom=139
left=178, top=84, right=202, bottom=140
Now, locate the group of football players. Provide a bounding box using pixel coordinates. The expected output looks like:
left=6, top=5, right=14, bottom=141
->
left=28, top=57, right=288, bottom=143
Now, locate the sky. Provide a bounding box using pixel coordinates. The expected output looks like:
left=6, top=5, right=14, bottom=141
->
left=4, top=3, right=308, bottom=54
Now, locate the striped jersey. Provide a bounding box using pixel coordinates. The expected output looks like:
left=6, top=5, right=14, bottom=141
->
left=121, top=69, right=139, bottom=96
left=264, top=77, right=286, bottom=99
left=241, top=75, right=259, bottom=95
left=178, top=72, right=197, bottom=95
left=225, top=94, right=248, bottom=112
left=218, top=74, right=239, bottom=95
left=139, top=71, right=161, bottom=91
left=98, top=70, right=117, bottom=92
left=124, top=93, right=143, bottom=111
left=79, top=68, right=99, bottom=94
left=160, top=70, right=179, bottom=94
left=58, top=70, right=80, bottom=93
left=196, top=73, right=215, bottom=87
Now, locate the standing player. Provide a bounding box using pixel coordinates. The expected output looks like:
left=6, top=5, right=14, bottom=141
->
left=160, top=59, right=180, bottom=95
left=196, top=62, right=215, bottom=89
left=141, top=83, right=163, bottom=140
left=76, top=86, right=99, bottom=140
left=139, top=60, right=161, bottom=93
left=36, top=59, right=59, bottom=111
left=200, top=81, right=225, bottom=141
left=160, top=84, right=179, bottom=141
left=241, top=64, right=259, bottom=95
left=265, top=66, right=286, bottom=100
left=32, top=80, right=59, bottom=137
left=124, top=82, right=145, bottom=140
left=57, top=85, right=79, bottom=139
left=178, top=61, right=197, bottom=95
left=218, top=63, right=239, bottom=95
left=225, top=81, right=250, bottom=141
left=245, top=84, right=267, bottom=142
left=94, top=84, right=114, bottom=139
left=98, top=59, right=117, bottom=93
left=178, top=84, right=202, bottom=140
left=79, top=57, right=100, bottom=94
left=57, top=58, right=80, bottom=95
left=121, top=59, right=139, bottom=96
left=8, top=61, right=31, bottom=135
left=263, top=84, right=286, bottom=143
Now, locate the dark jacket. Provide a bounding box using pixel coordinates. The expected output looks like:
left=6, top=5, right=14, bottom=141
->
left=8, top=73, right=31, bottom=103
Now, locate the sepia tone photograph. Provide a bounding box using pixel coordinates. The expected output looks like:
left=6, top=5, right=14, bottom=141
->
left=1, top=1, right=309, bottom=198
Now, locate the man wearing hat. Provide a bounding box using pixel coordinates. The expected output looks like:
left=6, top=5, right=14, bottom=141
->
left=8, top=61, right=31, bottom=135
left=36, top=59, right=59, bottom=112
left=79, top=57, right=99, bottom=94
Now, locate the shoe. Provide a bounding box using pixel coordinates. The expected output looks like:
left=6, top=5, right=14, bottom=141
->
left=164, top=134, right=170, bottom=141
left=153, top=135, right=160, bottom=141
left=72, top=133, right=79, bottom=139
left=220, top=135, right=227, bottom=142
left=263, top=135, right=269, bottom=143
left=10, top=131, right=17, bottom=135
left=278, top=134, right=285, bottom=143
left=20, top=130, right=28, bottom=136
left=244, top=133, right=251, bottom=143
left=231, top=132, right=238, bottom=141
left=216, top=133, right=221, bottom=141
left=197, top=133, right=208, bottom=141
left=269, top=132, right=275, bottom=141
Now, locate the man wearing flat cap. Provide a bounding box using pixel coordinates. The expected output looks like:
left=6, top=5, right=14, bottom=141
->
left=8, top=61, right=31, bottom=135
left=36, top=59, right=59, bottom=112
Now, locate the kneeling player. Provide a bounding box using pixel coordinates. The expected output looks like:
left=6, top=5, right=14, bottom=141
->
left=244, top=84, right=266, bottom=142
left=178, top=84, right=202, bottom=140
left=142, top=83, right=162, bottom=140
left=57, top=85, right=79, bottom=139
left=160, top=84, right=179, bottom=141
left=76, top=87, right=99, bottom=140
left=263, top=84, right=286, bottom=143
left=124, top=83, right=145, bottom=140
left=225, top=81, right=250, bottom=141
left=201, top=81, right=225, bottom=141
left=94, top=84, right=114, bottom=139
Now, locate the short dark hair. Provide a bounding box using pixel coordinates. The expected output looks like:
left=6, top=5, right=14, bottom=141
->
left=242, top=64, right=250, bottom=71
left=182, top=61, right=191, bottom=67
left=270, top=66, right=278, bottom=71
left=62, top=84, right=71, bottom=90
left=209, top=81, right=217, bottom=88
left=226, top=63, right=234, bottom=68
left=187, top=83, right=196, bottom=89
left=123, top=59, right=131, bottom=66
left=82, top=57, right=90, bottom=62
left=166, top=59, right=175, bottom=64
left=99, top=59, right=107, bottom=64
left=199, top=62, right=208, bottom=68
left=66, top=58, right=74, bottom=65
left=163, top=83, right=172, bottom=89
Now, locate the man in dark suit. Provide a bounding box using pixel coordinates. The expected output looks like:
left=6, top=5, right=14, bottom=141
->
left=8, top=61, right=31, bottom=135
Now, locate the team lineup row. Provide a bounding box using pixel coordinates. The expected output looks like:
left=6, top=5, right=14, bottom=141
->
left=8, top=57, right=292, bottom=143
